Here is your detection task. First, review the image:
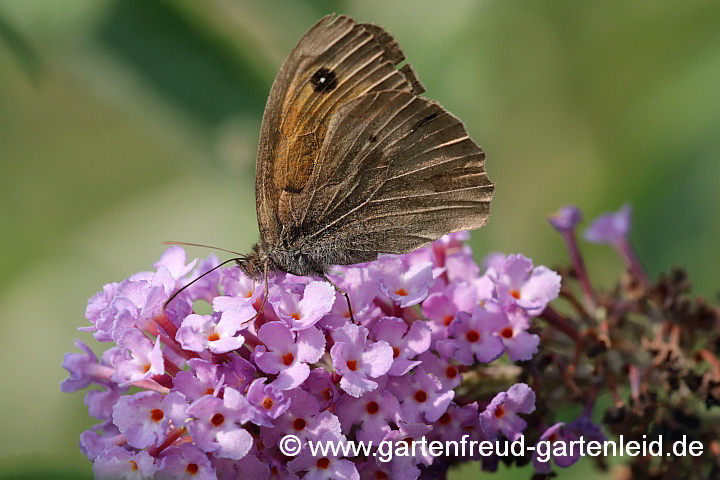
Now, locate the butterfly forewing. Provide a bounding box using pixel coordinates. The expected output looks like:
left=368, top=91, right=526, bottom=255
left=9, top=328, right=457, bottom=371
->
left=255, top=15, right=422, bottom=246
left=254, top=14, right=493, bottom=271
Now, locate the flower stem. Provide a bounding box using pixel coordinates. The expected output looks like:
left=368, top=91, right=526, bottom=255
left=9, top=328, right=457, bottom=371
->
left=539, top=305, right=580, bottom=341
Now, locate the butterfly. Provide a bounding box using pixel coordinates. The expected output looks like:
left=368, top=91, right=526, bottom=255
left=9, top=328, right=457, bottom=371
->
left=168, top=15, right=494, bottom=318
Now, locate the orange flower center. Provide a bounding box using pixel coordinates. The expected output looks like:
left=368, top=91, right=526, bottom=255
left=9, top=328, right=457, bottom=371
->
left=500, top=327, right=514, bottom=339
left=510, top=289, right=521, bottom=299
left=186, top=463, right=199, bottom=475
left=292, top=417, right=306, bottom=431
left=414, top=390, right=428, bottom=403
left=207, top=332, right=220, bottom=342
left=495, top=405, right=505, bottom=418
left=211, top=413, right=225, bottom=426
left=466, top=330, right=480, bottom=343
left=443, top=315, right=454, bottom=326
left=395, top=288, right=408, bottom=296
left=392, top=347, right=400, bottom=358
left=282, top=353, right=294, bottom=366
left=366, top=401, right=380, bottom=414
left=438, top=412, right=452, bottom=425
left=445, top=366, right=458, bottom=379
left=347, top=360, right=357, bottom=371
left=316, top=458, right=331, bottom=470
left=129, top=460, right=138, bottom=471
left=263, top=397, right=274, bottom=410
left=150, top=409, right=164, bottom=422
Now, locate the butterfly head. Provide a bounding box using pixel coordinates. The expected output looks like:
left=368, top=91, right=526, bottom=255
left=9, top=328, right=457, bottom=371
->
left=235, top=243, right=269, bottom=279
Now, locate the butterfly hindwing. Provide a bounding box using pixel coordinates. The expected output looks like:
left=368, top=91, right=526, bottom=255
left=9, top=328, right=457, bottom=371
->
left=297, top=90, right=493, bottom=264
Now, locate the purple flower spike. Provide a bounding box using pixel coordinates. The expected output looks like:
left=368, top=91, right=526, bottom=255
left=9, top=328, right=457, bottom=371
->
left=270, top=281, right=336, bottom=330
left=112, top=390, right=187, bottom=449
left=330, top=322, right=394, bottom=397
left=253, top=321, right=325, bottom=390
left=438, top=302, right=507, bottom=365
left=375, top=258, right=435, bottom=307
left=584, top=203, right=632, bottom=246
left=156, top=444, right=218, bottom=480
left=92, top=446, right=156, bottom=479
left=65, top=225, right=603, bottom=477
left=532, top=422, right=581, bottom=474
left=186, top=387, right=254, bottom=460
left=479, top=383, right=536, bottom=441
left=372, top=317, right=431, bottom=376
left=548, top=205, right=583, bottom=232
left=247, top=377, right=291, bottom=426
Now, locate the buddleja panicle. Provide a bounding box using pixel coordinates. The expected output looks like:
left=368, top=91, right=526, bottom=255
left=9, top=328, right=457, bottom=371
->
left=61, top=205, right=719, bottom=480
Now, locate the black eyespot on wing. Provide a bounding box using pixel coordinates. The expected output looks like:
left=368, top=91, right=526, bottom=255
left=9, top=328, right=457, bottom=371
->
left=283, top=185, right=304, bottom=194
left=411, top=112, right=439, bottom=132
left=310, top=67, right=338, bottom=93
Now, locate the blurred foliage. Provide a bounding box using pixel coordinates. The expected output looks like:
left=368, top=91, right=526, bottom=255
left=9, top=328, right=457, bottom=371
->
left=0, top=0, right=718, bottom=478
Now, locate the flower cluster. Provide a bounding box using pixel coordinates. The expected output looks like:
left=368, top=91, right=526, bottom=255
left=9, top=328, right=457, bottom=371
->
left=62, top=231, right=561, bottom=479
left=62, top=204, right=720, bottom=479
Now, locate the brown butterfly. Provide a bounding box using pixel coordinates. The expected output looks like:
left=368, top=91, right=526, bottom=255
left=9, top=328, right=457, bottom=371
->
left=168, top=15, right=494, bottom=317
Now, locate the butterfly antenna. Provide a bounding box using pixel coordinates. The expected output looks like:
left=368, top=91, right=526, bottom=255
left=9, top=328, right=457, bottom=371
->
left=164, top=257, right=243, bottom=308
left=162, top=241, right=244, bottom=257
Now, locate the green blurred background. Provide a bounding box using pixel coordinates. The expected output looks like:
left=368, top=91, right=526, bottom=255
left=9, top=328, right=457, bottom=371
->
left=1, top=0, right=719, bottom=478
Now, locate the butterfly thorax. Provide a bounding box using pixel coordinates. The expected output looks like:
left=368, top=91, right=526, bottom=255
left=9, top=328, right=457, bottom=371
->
left=240, top=241, right=329, bottom=278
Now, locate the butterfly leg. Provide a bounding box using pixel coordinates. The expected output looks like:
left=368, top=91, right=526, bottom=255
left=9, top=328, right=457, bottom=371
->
left=259, top=260, right=270, bottom=315
left=241, top=260, right=270, bottom=328
left=321, top=274, right=355, bottom=323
